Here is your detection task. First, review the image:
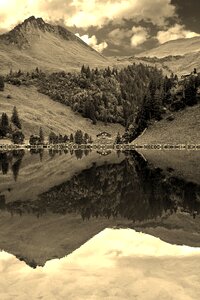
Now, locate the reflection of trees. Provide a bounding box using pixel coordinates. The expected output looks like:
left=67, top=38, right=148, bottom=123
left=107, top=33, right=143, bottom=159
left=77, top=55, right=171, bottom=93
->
left=0, top=150, right=25, bottom=180
left=30, top=149, right=44, bottom=162
left=75, top=149, right=83, bottom=160
left=4, top=151, right=200, bottom=221
left=0, top=152, right=12, bottom=174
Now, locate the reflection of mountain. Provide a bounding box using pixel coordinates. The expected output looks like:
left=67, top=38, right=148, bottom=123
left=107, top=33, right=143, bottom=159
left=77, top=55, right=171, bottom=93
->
left=0, top=150, right=200, bottom=267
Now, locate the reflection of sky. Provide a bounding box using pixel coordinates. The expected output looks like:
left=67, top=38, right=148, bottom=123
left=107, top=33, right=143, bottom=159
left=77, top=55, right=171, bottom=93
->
left=0, top=228, right=200, bottom=300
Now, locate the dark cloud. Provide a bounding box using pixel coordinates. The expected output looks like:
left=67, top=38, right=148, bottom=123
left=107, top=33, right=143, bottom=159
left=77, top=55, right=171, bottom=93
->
left=171, top=0, right=200, bottom=33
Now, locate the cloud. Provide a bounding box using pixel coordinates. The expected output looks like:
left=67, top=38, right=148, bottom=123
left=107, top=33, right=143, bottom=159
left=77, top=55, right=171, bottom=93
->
left=75, top=33, right=108, bottom=53
left=131, top=26, right=149, bottom=47
left=66, top=0, right=176, bottom=28
left=108, top=28, right=132, bottom=46
left=0, top=229, right=200, bottom=300
left=157, top=24, right=200, bottom=44
left=0, top=0, right=176, bottom=32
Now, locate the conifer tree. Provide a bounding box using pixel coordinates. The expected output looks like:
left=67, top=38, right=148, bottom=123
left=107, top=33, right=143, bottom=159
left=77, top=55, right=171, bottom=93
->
left=0, top=76, right=5, bottom=91
left=69, top=133, right=74, bottom=143
left=115, top=132, right=121, bottom=144
left=39, top=127, right=44, bottom=144
left=74, top=130, right=83, bottom=144
left=0, top=113, right=9, bottom=136
left=11, top=106, right=22, bottom=129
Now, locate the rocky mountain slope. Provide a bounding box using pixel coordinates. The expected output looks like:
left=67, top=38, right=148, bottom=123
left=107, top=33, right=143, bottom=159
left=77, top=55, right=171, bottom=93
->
left=0, top=16, right=108, bottom=74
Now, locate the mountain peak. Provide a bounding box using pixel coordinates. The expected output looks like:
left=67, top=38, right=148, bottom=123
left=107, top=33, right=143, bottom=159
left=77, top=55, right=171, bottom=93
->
left=20, top=16, right=47, bottom=30
left=0, top=16, right=78, bottom=49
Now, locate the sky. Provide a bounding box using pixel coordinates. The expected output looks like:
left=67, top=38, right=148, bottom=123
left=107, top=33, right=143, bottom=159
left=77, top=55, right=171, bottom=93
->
left=0, top=0, right=200, bottom=56
left=0, top=228, right=200, bottom=299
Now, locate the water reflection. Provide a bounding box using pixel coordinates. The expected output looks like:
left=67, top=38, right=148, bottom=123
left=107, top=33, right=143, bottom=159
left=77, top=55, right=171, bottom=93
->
left=0, top=149, right=200, bottom=266
left=0, top=150, right=199, bottom=221
left=0, top=150, right=25, bottom=180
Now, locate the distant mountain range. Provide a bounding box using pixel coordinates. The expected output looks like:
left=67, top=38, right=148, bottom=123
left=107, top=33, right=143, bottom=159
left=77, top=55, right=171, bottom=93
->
left=137, top=36, right=200, bottom=58
left=136, top=37, right=200, bottom=75
left=0, top=16, right=200, bottom=76
left=0, top=16, right=108, bottom=73
left=114, top=36, right=200, bottom=75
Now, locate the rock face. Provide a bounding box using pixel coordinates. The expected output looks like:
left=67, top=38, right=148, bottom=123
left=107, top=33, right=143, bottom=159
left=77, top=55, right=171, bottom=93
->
left=0, top=16, right=108, bottom=73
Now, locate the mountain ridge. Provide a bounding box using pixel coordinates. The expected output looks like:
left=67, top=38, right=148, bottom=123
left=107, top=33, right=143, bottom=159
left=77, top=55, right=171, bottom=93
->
left=137, top=36, right=200, bottom=58
left=0, top=16, right=108, bottom=73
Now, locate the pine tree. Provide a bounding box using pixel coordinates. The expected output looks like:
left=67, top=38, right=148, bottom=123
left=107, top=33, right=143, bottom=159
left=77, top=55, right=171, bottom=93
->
left=11, top=106, right=22, bottom=129
left=63, top=135, right=69, bottom=143
left=1, top=113, right=9, bottom=128
left=49, top=131, right=57, bottom=144
left=0, top=76, right=5, bottom=91
left=39, top=127, right=44, bottom=144
left=0, top=113, right=9, bottom=136
left=74, top=130, right=83, bottom=144
left=115, top=132, right=121, bottom=144
left=69, top=133, right=74, bottom=143
left=153, top=89, right=163, bottom=120
left=86, top=66, right=91, bottom=79
left=83, top=132, right=89, bottom=144
left=12, top=131, right=25, bottom=144
left=81, top=65, right=86, bottom=75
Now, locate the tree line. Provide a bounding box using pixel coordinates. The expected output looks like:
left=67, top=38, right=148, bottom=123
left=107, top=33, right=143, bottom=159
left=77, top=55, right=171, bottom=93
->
left=3, top=65, right=200, bottom=142
left=0, top=106, right=24, bottom=144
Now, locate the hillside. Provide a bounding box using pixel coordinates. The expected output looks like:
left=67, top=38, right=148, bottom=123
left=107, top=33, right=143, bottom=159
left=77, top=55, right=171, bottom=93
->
left=131, top=36, right=200, bottom=75
left=0, top=84, right=124, bottom=140
left=137, top=36, right=200, bottom=58
left=135, top=104, right=200, bottom=145
left=0, top=16, right=109, bottom=74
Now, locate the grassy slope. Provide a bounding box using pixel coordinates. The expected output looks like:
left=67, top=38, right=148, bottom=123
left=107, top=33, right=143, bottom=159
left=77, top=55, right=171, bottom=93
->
left=0, top=84, right=124, bottom=141
left=137, top=36, right=200, bottom=58
left=135, top=104, right=200, bottom=145
left=0, top=31, right=110, bottom=74
left=161, top=52, right=200, bottom=75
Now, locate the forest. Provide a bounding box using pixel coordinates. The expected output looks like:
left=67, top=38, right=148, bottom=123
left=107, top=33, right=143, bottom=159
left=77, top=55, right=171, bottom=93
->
left=3, top=64, right=200, bottom=142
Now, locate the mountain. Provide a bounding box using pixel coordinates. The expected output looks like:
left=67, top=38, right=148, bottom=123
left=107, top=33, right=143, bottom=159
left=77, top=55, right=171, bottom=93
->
left=133, top=37, right=200, bottom=75
left=0, top=16, right=108, bottom=74
left=137, top=36, right=200, bottom=58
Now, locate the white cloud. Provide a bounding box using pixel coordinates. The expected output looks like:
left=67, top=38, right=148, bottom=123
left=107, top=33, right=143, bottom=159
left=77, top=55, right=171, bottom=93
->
left=131, top=26, right=149, bottom=47
left=0, top=229, right=200, bottom=299
left=75, top=33, right=108, bottom=52
left=108, top=26, right=149, bottom=48
left=108, top=28, right=132, bottom=46
left=157, top=24, right=200, bottom=44
left=0, top=0, right=176, bottom=32
left=66, top=0, right=176, bottom=28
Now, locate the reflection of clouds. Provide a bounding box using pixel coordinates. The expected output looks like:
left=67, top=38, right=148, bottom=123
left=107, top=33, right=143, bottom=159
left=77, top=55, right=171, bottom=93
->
left=1, top=228, right=200, bottom=299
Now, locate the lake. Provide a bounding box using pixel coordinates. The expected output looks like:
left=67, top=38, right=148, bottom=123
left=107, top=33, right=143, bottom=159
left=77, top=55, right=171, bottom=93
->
left=0, top=149, right=200, bottom=268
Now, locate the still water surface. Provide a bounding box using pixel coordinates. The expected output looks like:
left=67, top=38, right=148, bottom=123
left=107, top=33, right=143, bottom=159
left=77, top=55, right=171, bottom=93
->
left=0, top=149, right=200, bottom=267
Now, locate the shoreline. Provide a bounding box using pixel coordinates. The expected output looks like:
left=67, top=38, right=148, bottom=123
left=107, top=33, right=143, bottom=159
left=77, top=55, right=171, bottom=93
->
left=0, top=143, right=200, bottom=151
